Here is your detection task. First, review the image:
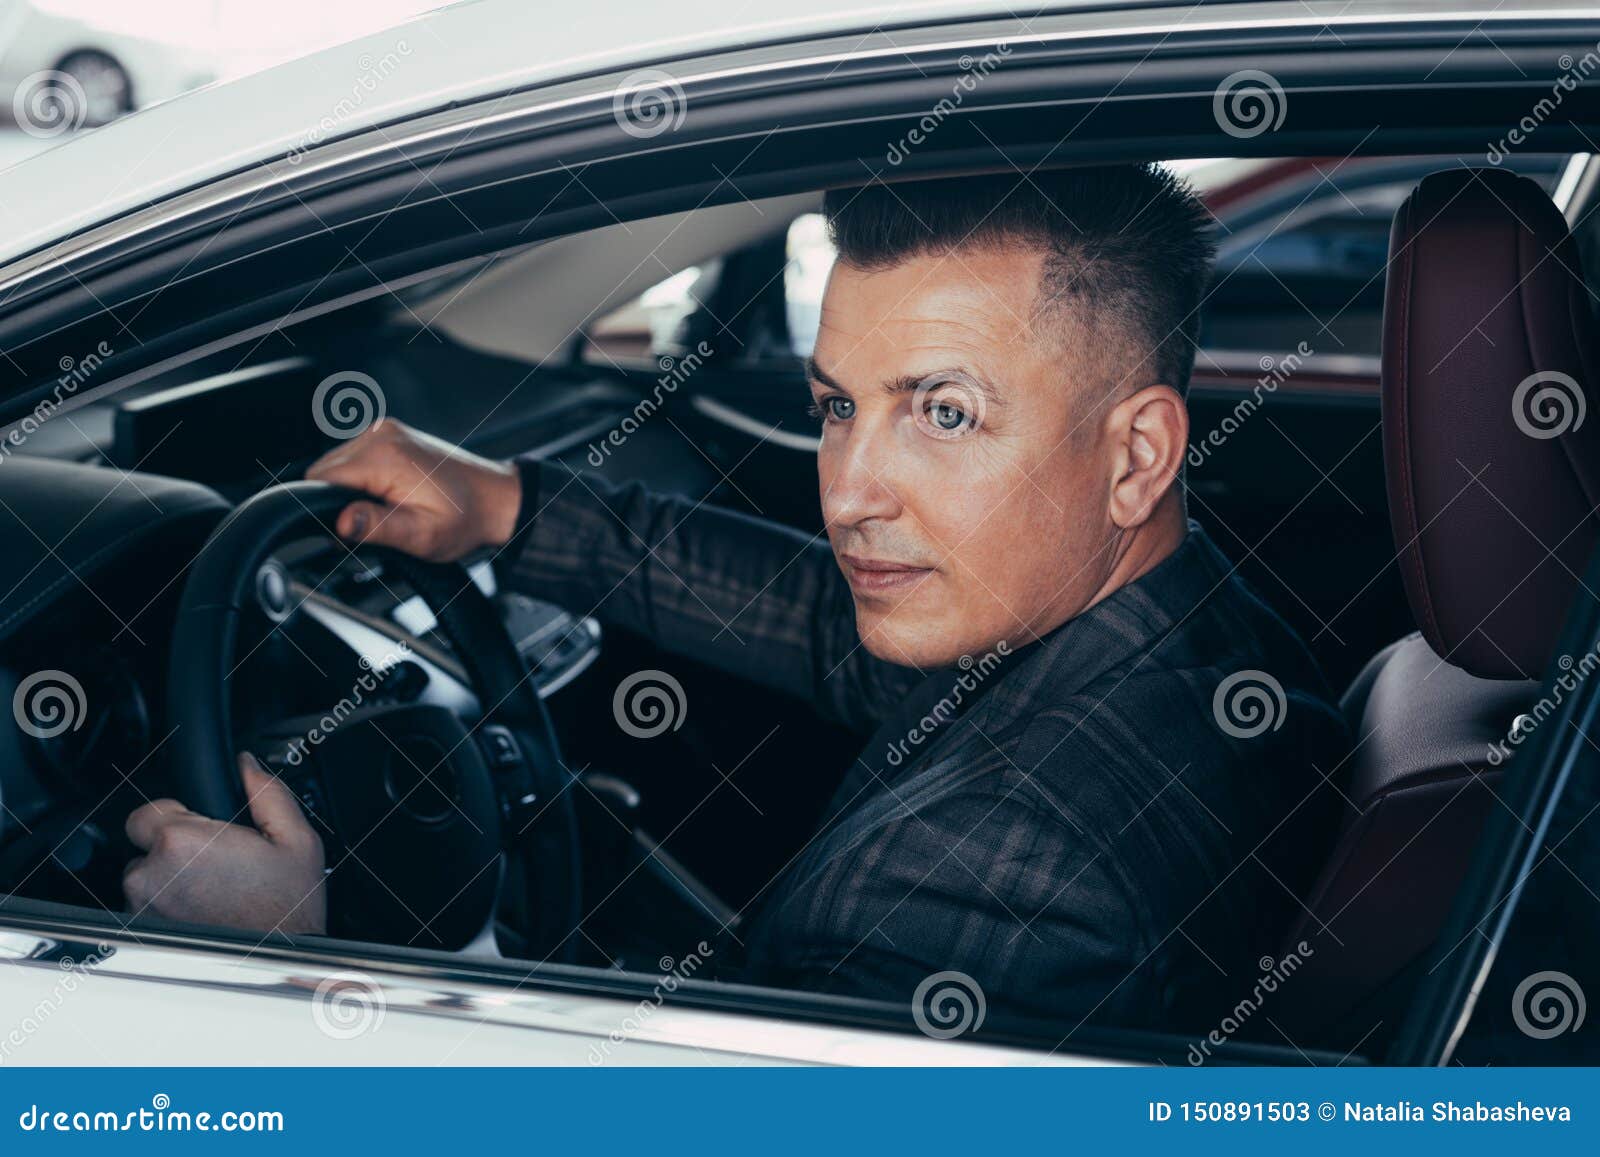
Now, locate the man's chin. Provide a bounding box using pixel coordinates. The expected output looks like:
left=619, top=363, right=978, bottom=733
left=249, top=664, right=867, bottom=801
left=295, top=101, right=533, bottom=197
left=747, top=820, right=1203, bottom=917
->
left=855, top=612, right=966, bottom=669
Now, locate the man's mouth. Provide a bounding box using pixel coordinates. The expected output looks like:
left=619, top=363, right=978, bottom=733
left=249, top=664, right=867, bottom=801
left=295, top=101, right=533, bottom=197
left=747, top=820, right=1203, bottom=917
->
left=839, top=553, right=935, bottom=597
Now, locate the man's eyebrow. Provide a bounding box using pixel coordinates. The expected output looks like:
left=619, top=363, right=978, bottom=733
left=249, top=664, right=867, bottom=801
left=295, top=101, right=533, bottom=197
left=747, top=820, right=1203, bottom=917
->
left=886, top=368, right=1005, bottom=407
left=804, top=357, right=841, bottom=390
left=806, top=358, right=1003, bottom=406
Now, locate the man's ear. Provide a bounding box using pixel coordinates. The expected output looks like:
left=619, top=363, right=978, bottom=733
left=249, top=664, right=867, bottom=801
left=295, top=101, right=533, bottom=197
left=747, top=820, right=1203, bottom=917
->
left=1106, top=384, right=1187, bottom=530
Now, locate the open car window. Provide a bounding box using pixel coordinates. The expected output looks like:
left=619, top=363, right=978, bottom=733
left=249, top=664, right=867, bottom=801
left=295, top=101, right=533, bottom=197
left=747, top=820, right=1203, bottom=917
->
left=584, top=154, right=1573, bottom=371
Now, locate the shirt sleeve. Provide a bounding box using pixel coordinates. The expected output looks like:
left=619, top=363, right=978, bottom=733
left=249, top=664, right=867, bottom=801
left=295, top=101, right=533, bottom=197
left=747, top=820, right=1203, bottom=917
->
left=492, top=455, right=924, bottom=733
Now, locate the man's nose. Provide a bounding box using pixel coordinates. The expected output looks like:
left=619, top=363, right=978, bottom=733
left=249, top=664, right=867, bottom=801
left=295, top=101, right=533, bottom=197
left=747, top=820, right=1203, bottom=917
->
left=821, top=421, right=902, bottom=528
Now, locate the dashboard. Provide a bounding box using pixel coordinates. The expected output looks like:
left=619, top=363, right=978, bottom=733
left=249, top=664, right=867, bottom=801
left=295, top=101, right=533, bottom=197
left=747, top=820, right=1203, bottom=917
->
left=0, top=456, right=600, bottom=906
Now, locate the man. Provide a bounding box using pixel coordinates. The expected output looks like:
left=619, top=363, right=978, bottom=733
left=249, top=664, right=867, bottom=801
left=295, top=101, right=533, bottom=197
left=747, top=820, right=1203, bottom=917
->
left=124, top=165, right=1347, bottom=1032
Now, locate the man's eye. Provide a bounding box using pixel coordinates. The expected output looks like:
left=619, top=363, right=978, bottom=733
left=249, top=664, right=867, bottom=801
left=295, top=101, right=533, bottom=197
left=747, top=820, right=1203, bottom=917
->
left=810, top=396, right=855, bottom=423
left=924, top=398, right=972, bottom=434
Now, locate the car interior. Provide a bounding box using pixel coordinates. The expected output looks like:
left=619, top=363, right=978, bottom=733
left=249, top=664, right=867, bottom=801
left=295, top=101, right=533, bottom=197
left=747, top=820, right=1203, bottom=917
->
left=1, top=130, right=1598, bottom=1063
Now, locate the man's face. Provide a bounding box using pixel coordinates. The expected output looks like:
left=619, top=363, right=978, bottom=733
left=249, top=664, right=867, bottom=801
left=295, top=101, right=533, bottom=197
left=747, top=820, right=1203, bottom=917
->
left=810, top=245, right=1125, bottom=669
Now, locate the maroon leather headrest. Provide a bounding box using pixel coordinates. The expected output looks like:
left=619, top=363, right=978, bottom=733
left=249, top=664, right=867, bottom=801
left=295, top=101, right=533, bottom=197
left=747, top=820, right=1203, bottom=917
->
left=1383, top=167, right=1600, bottom=680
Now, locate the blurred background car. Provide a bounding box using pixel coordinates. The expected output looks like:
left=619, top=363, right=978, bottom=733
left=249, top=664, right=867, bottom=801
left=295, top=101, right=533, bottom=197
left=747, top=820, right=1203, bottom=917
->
left=0, top=0, right=215, bottom=133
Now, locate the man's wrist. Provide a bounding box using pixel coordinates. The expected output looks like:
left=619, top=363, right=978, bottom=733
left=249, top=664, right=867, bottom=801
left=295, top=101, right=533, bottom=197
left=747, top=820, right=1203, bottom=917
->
left=492, top=455, right=544, bottom=577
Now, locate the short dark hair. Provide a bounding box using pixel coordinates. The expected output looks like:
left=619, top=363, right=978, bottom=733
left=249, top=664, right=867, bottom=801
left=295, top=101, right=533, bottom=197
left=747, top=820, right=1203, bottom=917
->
left=822, top=164, right=1216, bottom=398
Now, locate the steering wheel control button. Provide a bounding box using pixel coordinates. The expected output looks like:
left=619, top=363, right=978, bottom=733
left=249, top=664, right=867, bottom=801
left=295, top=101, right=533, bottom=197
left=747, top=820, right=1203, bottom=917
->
left=254, top=559, right=294, bottom=622
left=477, top=725, right=524, bottom=770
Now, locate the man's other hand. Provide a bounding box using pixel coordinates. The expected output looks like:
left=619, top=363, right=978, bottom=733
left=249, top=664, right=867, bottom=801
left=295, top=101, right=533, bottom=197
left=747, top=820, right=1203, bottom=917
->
left=123, top=754, right=327, bottom=935
left=305, top=418, right=522, bottom=562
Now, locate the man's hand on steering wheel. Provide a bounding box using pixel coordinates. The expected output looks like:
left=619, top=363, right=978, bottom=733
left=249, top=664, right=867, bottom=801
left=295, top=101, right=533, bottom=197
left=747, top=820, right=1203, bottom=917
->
left=305, top=418, right=523, bottom=562
left=124, top=754, right=327, bottom=934
left=128, top=420, right=551, bottom=943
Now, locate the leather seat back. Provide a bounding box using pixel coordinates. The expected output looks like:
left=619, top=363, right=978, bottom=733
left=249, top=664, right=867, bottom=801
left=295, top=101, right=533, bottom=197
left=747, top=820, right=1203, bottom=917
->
left=1275, top=167, right=1600, bottom=1046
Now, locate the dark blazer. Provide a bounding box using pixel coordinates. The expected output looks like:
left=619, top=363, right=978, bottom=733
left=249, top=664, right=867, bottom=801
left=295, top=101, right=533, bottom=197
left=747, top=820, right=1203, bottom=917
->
left=501, top=458, right=1349, bottom=1034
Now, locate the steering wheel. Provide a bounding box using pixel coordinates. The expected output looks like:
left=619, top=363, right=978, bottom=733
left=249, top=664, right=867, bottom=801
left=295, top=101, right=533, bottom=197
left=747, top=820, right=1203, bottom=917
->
left=164, top=481, right=581, bottom=960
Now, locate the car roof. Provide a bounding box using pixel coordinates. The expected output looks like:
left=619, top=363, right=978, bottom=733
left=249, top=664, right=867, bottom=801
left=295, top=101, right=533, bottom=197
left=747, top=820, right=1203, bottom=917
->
left=0, top=0, right=1578, bottom=270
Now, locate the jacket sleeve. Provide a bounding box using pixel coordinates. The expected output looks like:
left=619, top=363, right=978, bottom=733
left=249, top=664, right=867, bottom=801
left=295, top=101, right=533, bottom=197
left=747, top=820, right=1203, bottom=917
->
left=492, top=456, right=923, bottom=733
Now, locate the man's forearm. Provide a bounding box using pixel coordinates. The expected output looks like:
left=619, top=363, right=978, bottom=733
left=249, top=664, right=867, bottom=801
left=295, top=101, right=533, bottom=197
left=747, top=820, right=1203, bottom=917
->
left=495, top=457, right=921, bottom=732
